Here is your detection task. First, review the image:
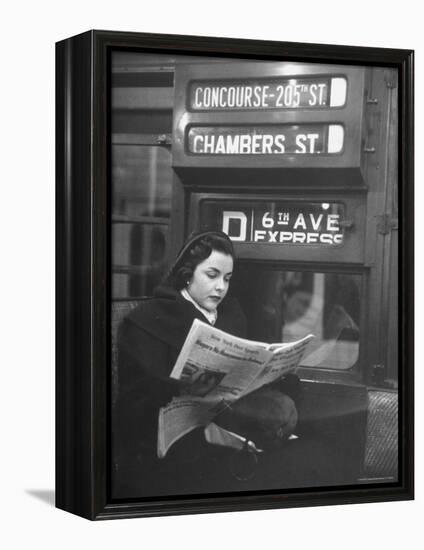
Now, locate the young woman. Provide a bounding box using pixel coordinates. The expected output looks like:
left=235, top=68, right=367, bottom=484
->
left=114, top=231, right=300, bottom=498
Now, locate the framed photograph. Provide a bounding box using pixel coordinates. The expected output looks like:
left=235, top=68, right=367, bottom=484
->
left=56, top=30, right=414, bottom=520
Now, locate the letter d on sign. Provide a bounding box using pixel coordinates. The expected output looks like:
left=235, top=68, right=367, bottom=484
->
left=222, top=211, right=247, bottom=241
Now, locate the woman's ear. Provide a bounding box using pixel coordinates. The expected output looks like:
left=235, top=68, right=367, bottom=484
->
left=179, top=267, right=193, bottom=286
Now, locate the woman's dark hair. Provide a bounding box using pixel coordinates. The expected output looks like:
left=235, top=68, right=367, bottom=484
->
left=165, top=231, right=235, bottom=290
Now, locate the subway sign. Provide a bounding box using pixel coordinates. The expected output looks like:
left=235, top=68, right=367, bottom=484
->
left=189, top=77, right=347, bottom=111
left=173, top=63, right=365, bottom=172
left=199, top=200, right=346, bottom=245
left=188, top=124, right=344, bottom=155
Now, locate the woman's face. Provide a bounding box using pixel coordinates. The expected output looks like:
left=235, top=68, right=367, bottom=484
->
left=187, top=250, right=233, bottom=311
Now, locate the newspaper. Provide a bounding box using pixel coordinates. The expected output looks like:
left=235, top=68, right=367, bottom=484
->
left=157, top=319, right=313, bottom=458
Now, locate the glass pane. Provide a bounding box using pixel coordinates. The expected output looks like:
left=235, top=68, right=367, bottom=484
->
left=112, top=222, right=169, bottom=298
left=112, top=145, right=172, bottom=219
left=111, top=145, right=172, bottom=298
left=113, top=110, right=173, bottom=134
left=230, top=267, right=361, bottom=370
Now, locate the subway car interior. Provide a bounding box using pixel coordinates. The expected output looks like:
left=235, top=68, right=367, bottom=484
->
left=110, top=51, right=399, bottom=496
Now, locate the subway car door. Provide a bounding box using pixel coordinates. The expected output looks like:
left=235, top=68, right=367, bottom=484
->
left=168, top=61, right=398, bottom=485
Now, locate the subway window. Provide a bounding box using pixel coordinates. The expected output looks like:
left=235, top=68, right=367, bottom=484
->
left=112, top=145, right=172, bottom=298
left=230, top=267, right=361, bottom=372
left=111, top=53, right=174, bottom=299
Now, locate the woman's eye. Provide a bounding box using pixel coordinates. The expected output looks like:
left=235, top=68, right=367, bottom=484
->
left=206, top=273, right=216, bottom=279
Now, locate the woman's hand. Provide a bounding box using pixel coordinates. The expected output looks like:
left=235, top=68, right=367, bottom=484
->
left=179, top=372, right=221, bottom=397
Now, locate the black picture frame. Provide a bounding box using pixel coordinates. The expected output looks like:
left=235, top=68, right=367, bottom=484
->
left=56, top=30, right=414, bottom=520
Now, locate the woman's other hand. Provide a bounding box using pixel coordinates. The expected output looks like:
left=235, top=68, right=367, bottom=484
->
left=180, top=372, right=221, bottom=397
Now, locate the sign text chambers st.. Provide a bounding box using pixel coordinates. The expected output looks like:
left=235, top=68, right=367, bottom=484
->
left=188, top=125, right=344, bottom=155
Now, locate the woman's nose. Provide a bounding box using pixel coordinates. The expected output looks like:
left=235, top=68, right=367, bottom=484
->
left=215, top=278, right=225, bottom=291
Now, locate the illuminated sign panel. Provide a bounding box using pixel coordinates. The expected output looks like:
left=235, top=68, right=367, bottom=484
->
left=189, top=77, right=347, bottom=111
left=188, top=125, right=344, bottom=155
left=173, top=63, right=365, bottom=172
left=200, top=201, right=345, bottom=245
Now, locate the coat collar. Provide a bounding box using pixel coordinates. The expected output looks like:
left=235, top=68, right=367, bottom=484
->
left=126, top=285, right=245, bottom=349
left=126, top=285, right=210, bottom=349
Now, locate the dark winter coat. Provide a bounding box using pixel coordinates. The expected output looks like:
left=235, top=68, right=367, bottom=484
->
left=113, top=286, right=334, bottom=499
left=114, top=285, right=247, bottom=497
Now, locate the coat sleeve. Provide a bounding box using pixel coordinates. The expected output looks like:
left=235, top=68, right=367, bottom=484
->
left=115, top=318, right=181, bottom=458
left=118, top=317, right=181, bottom=388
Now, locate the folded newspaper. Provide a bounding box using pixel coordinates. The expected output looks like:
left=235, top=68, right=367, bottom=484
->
left=157, top=319, right=313, bottom=458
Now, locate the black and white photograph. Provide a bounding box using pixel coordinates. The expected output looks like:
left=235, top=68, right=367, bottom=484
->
left=3, top=0, right=422, bottom=546
left=109, top=50, right=403, bottom=500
